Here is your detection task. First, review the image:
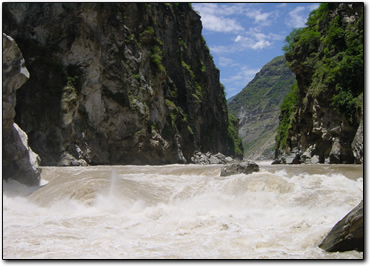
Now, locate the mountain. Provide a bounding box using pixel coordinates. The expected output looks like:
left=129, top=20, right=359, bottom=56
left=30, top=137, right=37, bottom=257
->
left=2, top=2, right=242, bottom=169
left=275, top=3, right=363, bottom=164
left=228, top=55, right=295, bottom=160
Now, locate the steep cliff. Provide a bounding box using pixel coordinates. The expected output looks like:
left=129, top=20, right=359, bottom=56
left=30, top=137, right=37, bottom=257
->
left=3, top=33, right=41, bottom=185
left=228, top=56, right=295, bottom=160
left=275, top=3, right=363, bottom=164
left=3, top=3, right=241, bottom=166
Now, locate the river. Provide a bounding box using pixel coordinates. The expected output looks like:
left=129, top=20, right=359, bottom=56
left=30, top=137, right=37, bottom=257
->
left=2, top=162, right=363, bottom=259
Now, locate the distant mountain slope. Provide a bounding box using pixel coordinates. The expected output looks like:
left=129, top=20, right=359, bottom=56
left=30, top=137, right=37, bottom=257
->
left=228, top=55, right=295, bottom=160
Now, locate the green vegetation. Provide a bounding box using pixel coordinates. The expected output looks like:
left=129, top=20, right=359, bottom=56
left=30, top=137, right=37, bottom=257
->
left=66, top=75, right=79, bottom=88
left=227, top=113, right=243, bottom=158
left=133, top=73, right=141, bottom=82
left=151, top=45, right=166, bottom=73
left=178, top=37, right=187, bottom=49
left=228, top=55, right=295, bottom=116
left=200, top=63, right=206, bottom=72
left=165, top=99, right=188, bottom=127
left=144, top=26, right=154, bottom=35
left=180, top=55, right=203, bottom=100
left=283, top=3, right=363, bottom=123
left=227, top=55, right=295, bottom=158
left=275, top=82, right=299, bottom=149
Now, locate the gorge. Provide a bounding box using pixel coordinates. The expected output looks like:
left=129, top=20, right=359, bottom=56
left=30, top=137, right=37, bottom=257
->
left=2, top=2, right=363, bottom=259
left=2, top=3, right=242, bottom=181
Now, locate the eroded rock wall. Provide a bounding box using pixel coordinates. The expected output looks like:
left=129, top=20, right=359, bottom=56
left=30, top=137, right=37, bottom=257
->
left=3, top=3, right=237, bottom=165
left=275, top=3, right=363, bottom=164
left=3, top=33, right=41, bottom=185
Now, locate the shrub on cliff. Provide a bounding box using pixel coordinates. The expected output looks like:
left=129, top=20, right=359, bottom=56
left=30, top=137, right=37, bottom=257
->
left=275, top=82, right=299, bottom=150
left=283, top=3, right=363, bottom=123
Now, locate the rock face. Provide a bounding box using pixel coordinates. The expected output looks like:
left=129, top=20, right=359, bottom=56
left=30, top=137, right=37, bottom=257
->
left=319, top=200, right=363, bottom=252
left=228, top=55, right=295, bottom=160
left=3, top=3, right=241, bottom=166
left=191, top=151, right=234, bottom=165
left=2, top=33, right=41, bottom=186
left=2, top=34, right=29, bottom=139
left=220, top=161, right=259, bottom=177
left=275, top=3, right=363, bottom=164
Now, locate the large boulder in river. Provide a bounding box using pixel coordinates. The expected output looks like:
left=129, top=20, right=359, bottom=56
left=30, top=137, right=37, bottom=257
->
left=2, top=33, right=41, bottom=186
left=221, top=161, right=259, bottom=177
left=319, top=200, right=363, bottom=252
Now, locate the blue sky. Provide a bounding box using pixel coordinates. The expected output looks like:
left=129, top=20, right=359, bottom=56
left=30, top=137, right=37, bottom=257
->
left=192, top=2, right=321, bottom=98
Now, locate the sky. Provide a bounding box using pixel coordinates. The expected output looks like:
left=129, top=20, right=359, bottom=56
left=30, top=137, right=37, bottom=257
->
left=192, top=2, right=321, bottom=98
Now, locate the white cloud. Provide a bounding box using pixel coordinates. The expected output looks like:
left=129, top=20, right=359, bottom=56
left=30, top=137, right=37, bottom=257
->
left=252, top=40, right=272, bottom=50
left=286, top=4, right=320, bottom=28
left=202, top=15, right=244, bottom=33
left=234, top=35, right=271, bottom=50
left=246, top=9, right=275, bottom=26
left=209, top=45, right=230, bottom=55
left=233, top=27, right=282, bottom=50
left=222, top=65, right=260, bottom=88
left=222, top=65, right=261, bottom=97
left=287, top=6, right=307, bottom=28
left=309, top=3, right=321, bottom=11
left=277, top=3, right=287, bottom=8
left=193, top=3, right=244, bottom=33
left=218, top=56, right=239, bottom=67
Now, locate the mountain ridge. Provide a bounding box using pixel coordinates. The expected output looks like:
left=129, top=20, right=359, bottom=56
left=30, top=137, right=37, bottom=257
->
left=228, top=55, right=295, bottom=160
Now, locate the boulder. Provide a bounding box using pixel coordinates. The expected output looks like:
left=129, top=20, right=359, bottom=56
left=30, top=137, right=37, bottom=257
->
left=285, top=152, right=301, bottom=164
left=191, top=151, right=231, bottom=164
left=272, top=158, right=285, bottom=164
left=221, top=161, right=259, bottom=177
left=2, top=33, right=29, bottom=138
left=351, top=105, right=363, bottom=164
left=2, top=33, right=41, bottom=186
left=3, top=123, right=41, bottom=186
left=319, top=200, right=363, bottom=252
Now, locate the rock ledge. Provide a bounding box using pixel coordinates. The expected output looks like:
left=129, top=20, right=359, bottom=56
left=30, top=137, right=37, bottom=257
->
left=220, top=161, right=259, bottom=177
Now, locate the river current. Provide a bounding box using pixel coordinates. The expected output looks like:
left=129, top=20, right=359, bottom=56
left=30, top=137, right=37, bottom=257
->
left=3, top=162, right=363, bottom=259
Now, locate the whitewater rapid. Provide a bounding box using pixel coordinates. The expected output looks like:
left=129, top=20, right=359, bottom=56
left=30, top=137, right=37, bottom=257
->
left=3, top=163, right=363, bottom=259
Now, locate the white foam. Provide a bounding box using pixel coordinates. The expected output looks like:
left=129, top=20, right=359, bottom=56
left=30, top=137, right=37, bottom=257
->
left=2, top=164, right=363, bottom=259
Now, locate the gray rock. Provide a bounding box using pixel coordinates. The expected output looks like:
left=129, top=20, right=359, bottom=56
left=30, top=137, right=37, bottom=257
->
left=209, top=155, right=222, bottom=164
left=3, top=123, right=41, bottom=186
left=319, top=200, right=363, bottom=252
left=214, top=152, right=226, bottom=161
left=221, top=162, right=259, bottom=177
left=285, top=153, right=301, bottom=164
left=329, top=138, right=342, bottom=164
left=58, top=152, right=88, bottom=166
left=271, top=158, right=284, bottom=164
left=352, top=102, right=363, bottom=164
left=2, top=33, right=29, bottom=139
left=310, top=155, right=320, bottom=164
left=191, top=151, right=235, bottom=165
left=3, top=3, right=240, bottom=166
left=2, top=34, right=41, bottom=186
left=224, top=156, right=233, bottom=163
